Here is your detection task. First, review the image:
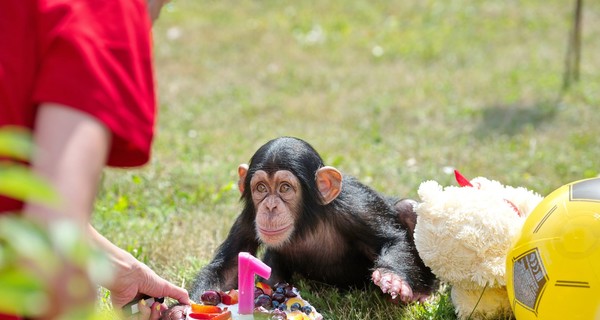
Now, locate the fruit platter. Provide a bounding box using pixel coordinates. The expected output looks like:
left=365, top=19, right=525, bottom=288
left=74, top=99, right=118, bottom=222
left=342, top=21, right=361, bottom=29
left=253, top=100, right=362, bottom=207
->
left=186, top=282, right=323, bottom=320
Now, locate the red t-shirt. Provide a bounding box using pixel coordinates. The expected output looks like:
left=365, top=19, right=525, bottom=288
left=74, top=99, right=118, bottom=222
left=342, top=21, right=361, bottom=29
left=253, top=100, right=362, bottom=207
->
left=0, top=0, right=156, bottom=213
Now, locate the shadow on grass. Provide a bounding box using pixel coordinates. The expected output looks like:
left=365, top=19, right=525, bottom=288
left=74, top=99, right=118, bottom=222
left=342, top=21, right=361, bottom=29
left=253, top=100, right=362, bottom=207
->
left=475, top=100, right=559, bottom=137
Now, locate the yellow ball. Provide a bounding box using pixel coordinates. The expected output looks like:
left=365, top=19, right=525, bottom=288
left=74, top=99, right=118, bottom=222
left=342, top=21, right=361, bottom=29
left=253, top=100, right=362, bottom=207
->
left=506, top=178, right=600, bottom=320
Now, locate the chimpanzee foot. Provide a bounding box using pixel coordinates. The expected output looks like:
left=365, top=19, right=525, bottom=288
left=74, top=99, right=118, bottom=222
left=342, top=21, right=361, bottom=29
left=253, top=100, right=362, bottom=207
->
left=160, top=304, right=187, bottom=320
left=371, top=268, right=416, bottom=303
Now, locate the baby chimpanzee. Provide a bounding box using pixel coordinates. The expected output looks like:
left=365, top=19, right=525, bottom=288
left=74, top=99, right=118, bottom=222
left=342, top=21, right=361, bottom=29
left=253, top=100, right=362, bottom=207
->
left=162, top=137, right=437, bottom=319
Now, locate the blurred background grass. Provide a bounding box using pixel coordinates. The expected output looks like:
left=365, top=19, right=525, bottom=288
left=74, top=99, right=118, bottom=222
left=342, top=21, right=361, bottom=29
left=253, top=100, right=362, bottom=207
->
left=93, top=1, right=599, bottom=318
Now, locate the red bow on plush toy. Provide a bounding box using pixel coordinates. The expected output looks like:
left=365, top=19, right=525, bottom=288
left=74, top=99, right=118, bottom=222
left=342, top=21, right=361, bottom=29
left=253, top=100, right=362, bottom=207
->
left=454, top=170, right=523, bottom=217
left=454, top=170, right=474, bottom=187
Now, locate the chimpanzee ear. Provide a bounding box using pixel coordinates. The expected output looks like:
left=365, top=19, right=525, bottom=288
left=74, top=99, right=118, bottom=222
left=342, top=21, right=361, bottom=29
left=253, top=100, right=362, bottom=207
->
left=316, top=166, right=343, bottom=205
left=238, top=164, right=249, bottom=194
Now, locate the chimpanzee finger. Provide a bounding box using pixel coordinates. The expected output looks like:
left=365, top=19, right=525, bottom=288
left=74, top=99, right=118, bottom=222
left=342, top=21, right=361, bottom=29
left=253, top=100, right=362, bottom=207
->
left=149, top=301, right=166, bottom=320
left=160, top=304, right=187, bottom=320
left=371, top=269, right=382, bottom=285
left=137, top=299, right=152, bottom=319
left=398, top=281, right=414, bottom=303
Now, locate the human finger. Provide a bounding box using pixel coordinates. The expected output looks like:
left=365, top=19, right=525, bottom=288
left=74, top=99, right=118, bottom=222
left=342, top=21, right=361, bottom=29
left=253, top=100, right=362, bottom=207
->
left=142, top=278, right=190, bottom=306
left=164, top=283, right=190, bottom=305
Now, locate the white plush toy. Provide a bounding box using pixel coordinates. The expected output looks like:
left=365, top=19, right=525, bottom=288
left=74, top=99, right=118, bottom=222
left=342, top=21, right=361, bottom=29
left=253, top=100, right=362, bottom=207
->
left=414, top=171, right=543, bottom=319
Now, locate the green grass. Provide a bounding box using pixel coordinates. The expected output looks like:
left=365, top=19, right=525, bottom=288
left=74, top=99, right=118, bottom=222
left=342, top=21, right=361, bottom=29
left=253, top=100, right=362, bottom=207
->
left=94, top=1, right=600, bottom=318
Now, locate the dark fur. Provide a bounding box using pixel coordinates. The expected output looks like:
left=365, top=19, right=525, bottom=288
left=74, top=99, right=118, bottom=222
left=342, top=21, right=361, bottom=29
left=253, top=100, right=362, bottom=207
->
left=189, top=137, right=437, bottom=300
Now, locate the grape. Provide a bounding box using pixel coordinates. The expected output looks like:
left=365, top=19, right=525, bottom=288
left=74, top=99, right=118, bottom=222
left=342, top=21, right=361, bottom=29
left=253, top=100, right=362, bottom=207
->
left=290, top=302, right=301, bottom=312
left=284, top=286, right=298, bottom=298
left=272, top=292, right=286, bottom=303
left=200, top=290, right=221, bottom=306
left=254, top=294, right=273, bottom=309
left=301, top=305, right=313, bottom=315
left=274, top=282, right=289, bottom=290
left=254, top=287, right=265, bottom=299
left=274, top=287, right=285, bottom=294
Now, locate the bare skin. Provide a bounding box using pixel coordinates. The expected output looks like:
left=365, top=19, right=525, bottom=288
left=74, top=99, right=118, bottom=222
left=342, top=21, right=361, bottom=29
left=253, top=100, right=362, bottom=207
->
left=25, top=104, right=189, bottom=319
left=372, top=269, right=430, bottom=303
left=249, top=170, right=302, bottom=247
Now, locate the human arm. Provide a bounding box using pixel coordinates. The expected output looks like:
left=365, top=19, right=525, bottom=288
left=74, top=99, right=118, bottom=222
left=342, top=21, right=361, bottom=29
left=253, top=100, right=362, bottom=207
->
left=24, top=104, right=189, bottom=318
left=24, top=103, right=109, bottom=227
left=88, top=225, right=190, bottom=309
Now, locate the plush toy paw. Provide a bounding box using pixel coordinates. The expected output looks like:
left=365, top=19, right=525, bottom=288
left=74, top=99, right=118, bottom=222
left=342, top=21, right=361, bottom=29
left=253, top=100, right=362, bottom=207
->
left=372, top=268, right=428, bottom=303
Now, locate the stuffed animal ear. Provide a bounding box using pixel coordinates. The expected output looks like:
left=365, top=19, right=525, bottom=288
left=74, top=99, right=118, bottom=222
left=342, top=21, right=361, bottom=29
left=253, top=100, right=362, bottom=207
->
left=237, top=164, right=249, bottom=194
left=417, top=180, right=443, bottom=203
left=316, top=166, right=342, bottom=205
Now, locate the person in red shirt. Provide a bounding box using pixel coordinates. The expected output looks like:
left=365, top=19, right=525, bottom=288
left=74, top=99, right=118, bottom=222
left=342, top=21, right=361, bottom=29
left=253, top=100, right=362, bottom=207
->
left=0, top=0, right=190, bottom=319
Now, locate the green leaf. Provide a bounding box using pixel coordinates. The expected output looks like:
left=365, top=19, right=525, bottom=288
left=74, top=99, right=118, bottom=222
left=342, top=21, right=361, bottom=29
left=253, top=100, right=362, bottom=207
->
left=0, top=165, right=59, bottom=206
left=0, top=127, right=33, bottom=160
left=0, top=217, right=107, bottom=319
left=0, top=216, right=57, bottom=271
left=0, top=267, right=47, bottom=317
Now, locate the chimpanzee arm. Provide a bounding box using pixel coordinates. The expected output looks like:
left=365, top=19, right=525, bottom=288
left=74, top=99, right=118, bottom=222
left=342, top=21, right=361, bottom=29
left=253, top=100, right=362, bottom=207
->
left=188, top=214, right=259, bottom=300
left=372, top=226, right=437, bottom=302
left=374, top=232, right=418, bottom=284
left=342, top=180, right=436, bottom=302
left=260, top=250, right=293, bottom=286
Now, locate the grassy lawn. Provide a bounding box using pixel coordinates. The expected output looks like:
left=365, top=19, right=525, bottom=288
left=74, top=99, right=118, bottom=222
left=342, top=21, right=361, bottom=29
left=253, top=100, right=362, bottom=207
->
left=94, top=1, right=600, bottom=319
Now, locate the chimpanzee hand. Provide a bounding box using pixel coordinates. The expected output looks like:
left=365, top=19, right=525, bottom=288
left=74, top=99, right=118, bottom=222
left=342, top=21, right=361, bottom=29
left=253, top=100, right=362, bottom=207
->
left=160, top=304, right=187, bottom=320
left=372, top=268, right=430, bottom=303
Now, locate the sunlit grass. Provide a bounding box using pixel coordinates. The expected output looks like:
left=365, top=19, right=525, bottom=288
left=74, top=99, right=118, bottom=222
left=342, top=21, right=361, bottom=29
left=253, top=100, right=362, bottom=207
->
left=94, top=1, right=599, bottom=318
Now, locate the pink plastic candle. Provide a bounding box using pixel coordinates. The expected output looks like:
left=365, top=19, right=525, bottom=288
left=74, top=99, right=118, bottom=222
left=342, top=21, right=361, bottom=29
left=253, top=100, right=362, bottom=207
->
left=238, top=252, right=271, bottom=314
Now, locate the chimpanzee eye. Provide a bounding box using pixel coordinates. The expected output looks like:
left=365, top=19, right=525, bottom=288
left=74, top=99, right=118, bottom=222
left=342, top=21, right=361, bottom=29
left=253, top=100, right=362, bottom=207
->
left=256, top=183, right=267, bottom=193
left=279, top=183, right=292, bottom=193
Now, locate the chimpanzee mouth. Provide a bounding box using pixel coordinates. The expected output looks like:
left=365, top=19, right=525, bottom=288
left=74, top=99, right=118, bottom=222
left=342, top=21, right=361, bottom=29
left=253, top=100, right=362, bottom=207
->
left=258, top=224, right=293, bottom=237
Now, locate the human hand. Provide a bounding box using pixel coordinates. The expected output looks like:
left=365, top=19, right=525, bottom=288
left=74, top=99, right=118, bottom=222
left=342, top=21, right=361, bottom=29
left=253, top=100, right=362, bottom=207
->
left=108, top=257, right=190, bottom=318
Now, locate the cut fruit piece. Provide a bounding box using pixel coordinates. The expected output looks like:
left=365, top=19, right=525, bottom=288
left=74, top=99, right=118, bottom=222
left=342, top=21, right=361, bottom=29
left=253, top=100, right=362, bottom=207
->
left=190, top=303, right=222, bottom=314
left=284, top=297, right=305, bottom=307
left=188, top=310, right=232, bottom=320
left=212, top=310, right=232, bottom=320
left=219, top=289, right=239, bottom=305
left=188, top=313, right=214, bottom=319
left=255, top=282, right=272, bottom=296
left=287, top=310, right=311, bottom=320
